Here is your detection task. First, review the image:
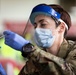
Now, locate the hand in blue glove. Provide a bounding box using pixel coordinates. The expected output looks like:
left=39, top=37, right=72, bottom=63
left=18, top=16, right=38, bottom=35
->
left=3, top=30, right=30, bottom=51
left=0, top=64, right=6, bottom=75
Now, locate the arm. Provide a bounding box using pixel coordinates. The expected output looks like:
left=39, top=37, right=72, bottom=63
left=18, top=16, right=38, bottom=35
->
left=22, top=44, right=76, bottom=75
left=3, top=30, right=76, bottom=75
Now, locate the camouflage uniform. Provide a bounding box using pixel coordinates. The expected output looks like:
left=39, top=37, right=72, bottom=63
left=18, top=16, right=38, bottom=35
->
left=19, top=39, right=76, bottom=75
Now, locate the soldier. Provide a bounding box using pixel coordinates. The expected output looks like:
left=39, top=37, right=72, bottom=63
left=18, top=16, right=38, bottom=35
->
left=3, top=4, right=76, bottom=75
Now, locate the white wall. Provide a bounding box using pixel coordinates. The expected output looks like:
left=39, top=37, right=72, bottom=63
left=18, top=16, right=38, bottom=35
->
left=1, top=0, right=76, bottom=34
left=0, top=0, right=59, bottom=33
left=0, top=0, right=59, bottom=21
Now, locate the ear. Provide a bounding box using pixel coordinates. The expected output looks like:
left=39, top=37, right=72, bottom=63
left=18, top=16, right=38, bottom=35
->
left=58, top=22, right=66, bottom=33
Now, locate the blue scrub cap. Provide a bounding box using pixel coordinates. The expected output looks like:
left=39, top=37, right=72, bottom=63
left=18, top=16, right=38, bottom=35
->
left=30, top=4, right=61, bottom=24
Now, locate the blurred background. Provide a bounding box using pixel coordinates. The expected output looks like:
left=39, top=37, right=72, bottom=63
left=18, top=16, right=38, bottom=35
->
left=0, top=0, right=76, bottom=75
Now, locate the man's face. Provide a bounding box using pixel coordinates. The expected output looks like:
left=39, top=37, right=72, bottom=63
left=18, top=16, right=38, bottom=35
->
left=34, top=14, right=59, bottom=36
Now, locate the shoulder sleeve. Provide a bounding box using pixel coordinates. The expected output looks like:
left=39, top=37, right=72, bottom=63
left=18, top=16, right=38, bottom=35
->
left=21, top=42, right=76, bottom=75
left=64, top=46, right=76, bottom=75
left=29, top=47, right=76, bottom=75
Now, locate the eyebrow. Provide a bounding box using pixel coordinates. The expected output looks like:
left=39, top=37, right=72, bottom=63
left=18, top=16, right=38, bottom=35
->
left=39, top=19, right=45, bottom=23
left=34, top=19, right=46, bottom=25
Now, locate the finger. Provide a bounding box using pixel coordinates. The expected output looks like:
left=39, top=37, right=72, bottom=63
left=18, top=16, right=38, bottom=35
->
left=5, top=41, right=12, bottom=46
left=3, top=30, right=13, bottom=35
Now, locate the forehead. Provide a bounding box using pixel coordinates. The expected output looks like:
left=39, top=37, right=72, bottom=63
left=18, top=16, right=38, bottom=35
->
left=34, top=14, right=54, bottom=23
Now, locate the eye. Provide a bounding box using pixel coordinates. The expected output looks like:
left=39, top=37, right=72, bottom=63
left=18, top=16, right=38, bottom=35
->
left=40, top=23, right=46, bottom=28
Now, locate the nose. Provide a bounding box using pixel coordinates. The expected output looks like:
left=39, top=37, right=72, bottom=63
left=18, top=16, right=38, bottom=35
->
left=36, top=25, right=40, bottom=28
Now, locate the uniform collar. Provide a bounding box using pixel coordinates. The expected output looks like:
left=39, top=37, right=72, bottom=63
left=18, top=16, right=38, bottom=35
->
left=57, top=39, right=69, bottom=58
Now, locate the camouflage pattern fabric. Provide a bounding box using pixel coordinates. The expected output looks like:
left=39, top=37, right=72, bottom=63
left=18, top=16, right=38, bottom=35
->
left=19, top=39, right=76, bottom=75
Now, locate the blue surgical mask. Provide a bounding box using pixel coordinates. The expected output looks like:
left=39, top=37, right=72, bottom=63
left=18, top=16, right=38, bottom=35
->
left=34, top=28, right=55, bottom=48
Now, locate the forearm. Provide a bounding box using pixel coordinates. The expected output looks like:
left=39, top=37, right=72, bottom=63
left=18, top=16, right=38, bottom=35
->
left=22, top=44, right=76, bottom=75
left=32, top=49, right=76, bottom=75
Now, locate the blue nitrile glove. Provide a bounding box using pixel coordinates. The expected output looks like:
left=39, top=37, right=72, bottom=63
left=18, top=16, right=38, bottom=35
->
left=3, top=30, right=30, bottom=51
left=0, top=64, right=6, bottom=75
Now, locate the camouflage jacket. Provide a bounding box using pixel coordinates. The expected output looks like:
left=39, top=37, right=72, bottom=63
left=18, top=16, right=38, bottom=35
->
left=19, top=39, right=76, bottom=75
